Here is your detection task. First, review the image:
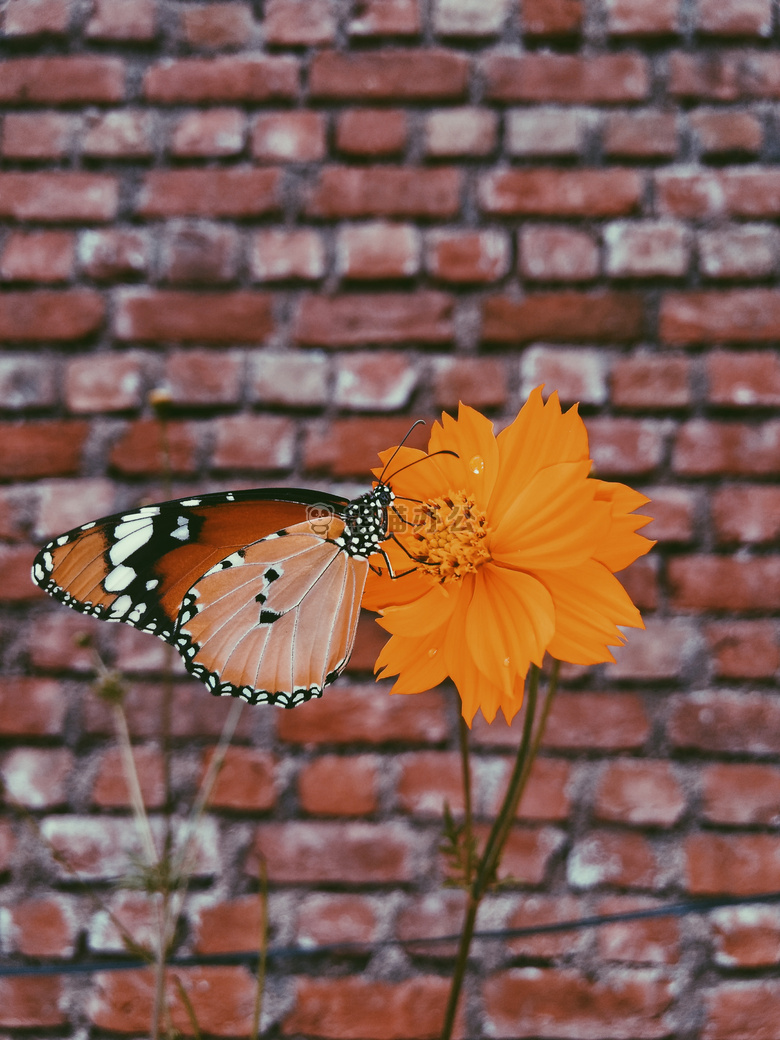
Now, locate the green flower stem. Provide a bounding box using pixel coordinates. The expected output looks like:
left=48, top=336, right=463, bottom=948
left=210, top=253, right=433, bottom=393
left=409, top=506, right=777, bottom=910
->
left=440, top=661, right=561, bottom=1040
left=458, top=714, right=476, bottom=885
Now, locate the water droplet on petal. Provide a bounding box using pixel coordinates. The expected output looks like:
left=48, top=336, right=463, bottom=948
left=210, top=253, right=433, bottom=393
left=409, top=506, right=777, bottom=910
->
left=503, top=657, right=510, bottom=667
left=468, top=455, right=484, bottom=476
left=428, top=648, right=438, bottom=658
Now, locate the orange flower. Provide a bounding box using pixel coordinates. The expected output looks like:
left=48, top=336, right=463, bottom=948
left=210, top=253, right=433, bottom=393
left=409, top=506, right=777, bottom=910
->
left=364, top=389, right=654, bottom=725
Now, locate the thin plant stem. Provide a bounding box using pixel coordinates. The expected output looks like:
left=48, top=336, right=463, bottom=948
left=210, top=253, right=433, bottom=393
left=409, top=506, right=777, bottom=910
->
left=439, top=661, right=561, bottom=1040
left=457, top=714, right=476, bottom=885
left=112, top=703, right=159, bottom=869
left=252, top=858, right=269, bottom=1040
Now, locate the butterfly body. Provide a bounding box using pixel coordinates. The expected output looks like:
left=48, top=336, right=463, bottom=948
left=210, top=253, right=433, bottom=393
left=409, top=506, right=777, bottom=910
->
left=32, top=483, right=395, bottom=707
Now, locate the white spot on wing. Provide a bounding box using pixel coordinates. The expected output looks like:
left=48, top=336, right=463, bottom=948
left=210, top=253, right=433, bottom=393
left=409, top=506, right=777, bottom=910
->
left=109, top=520, right=154, bottom=564
left=109, top=594, right=133, bottom=618
left=104, top=565, right=136, bottom=592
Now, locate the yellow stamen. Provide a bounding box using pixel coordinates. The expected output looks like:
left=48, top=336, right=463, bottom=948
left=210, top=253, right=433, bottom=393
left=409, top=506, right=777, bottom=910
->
left=413, top=490, right=491, bottom=582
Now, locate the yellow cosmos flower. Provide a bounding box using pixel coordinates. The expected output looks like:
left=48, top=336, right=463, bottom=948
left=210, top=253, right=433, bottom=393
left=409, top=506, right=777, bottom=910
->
left=364, top=389, right=655, bottom=725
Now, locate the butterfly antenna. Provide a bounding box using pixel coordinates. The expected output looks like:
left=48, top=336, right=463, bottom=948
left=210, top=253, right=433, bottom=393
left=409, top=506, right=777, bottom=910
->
left=384, top=449, right=459, bottom=484
left=378, top=419, right=427, bottom=483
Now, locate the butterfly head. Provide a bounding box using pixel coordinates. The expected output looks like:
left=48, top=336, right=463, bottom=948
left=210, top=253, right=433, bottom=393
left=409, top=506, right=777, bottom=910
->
left=338, top=481, right=394, bottom=561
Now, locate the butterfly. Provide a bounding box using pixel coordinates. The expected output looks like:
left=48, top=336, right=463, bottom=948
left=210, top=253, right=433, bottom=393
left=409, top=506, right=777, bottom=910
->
left=31, top=481, right=397, bottom=708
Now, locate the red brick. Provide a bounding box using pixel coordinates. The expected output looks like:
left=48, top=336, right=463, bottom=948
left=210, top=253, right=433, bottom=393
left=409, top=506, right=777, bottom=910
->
left=307, top=166, right=461, bottom=219
left=334, top=352, right=417, bottom=411
left=603, top=111, right=679, bottom=158
left=252, top=111, right=325, bottom=162
left=699, top=225, right=778, bottom=279
left=0, top=231, right=74, bottom=283
left=670, top=51, right=780, bottom=100
left=84, top=681, right=254, bottom=741
left=88, top=967, right=256, bottom=1035
left=113, top=624, right=188, bottom=675
left=704, top=619, right=779, bottom=678
left=109, top=419, right=200, bottom=476
left=503, top=893, right=588, bottom=959
left=434, top=0, right=510, bottom=35
left=520, top=346, right=607, bottom=405
left=519, top=226, right=599, bottom=281
left=251, top=229, right=325, bottom=282
left=655, top=168, right=725, bottom=218
left=304, top=416, right=428, bottom=475
left=1, top=112, right=76, bottom=159
left=296, top=892, right=380, bottom=947
left=395, top=890, right=467, bottom=958
left=170, top=108, right=245, bottom=157
left=65, top=352, right=145, bottom=413
left=1, top=747, right=72, bottom=809
left=483, top=52, right=649, bottom=102
left=582, top=417, right=663, bottom=475
left=0, top=420, right=88, bottom=478
left=662, top=289, right=780, bottom=343
left=706, top=349, right=780, bottom=406
left=506, top=106, right=588, bottom=157
left=483, top=968, right=671, bottom=1039
left=673, top=419, right=780, bottom=474
left=250, top=350, right=329, bottom=407
left=0, top=978, right=65, bottom=1028
left=481, top=168, right=641, bottom=217
left=337, top=108, right=407, bottom=156
left=669, top=554, right=780, bottom=611
left=690, top=108, right=762, bottom=155
left=431, top=357, right=508, bottom=410
left=164, top=349, right=243, bottom=407
left=115, top=289, right=273, bottom=343
left=0, top=678, right=66, bottom=736
left=0, top=485, right=32, bottom=540
left=276, top=685, right=448, bottom=744
left=669, top=690, right=780, bottom=755
left=295, top=292, right=452, bottom=346
left=91, top=745, right=166, bottom=809
left=0, top=173, right=117, bottom=222
left=687, top=834, right=780, bottom=895
left=568, top=829, right=668, bottom=889
left=284, top=977, right=453, bottom=1040
left=161, top=223, right=239, bottom=284
left=490, top=757, right=572, bottom=822
left=192, top=894, right=264, bottom=954
left=181, top=2, right=255, bottom=48
left=137, top=168, right=281, bottom=218
left=424, top=106, right=497, bottom=156
left=7, top=895, right=77, bottom=957
left=310, top=49, right=468, bottom=100
left=348, top=611, right=390, bottom=673
left=34, top=478, right=115, bottom=540
left=702, top=763, right=780, bottom=826
left=265, top=0, right=336, bottom=44
left=396, top=750, right=461, bottom=816
left=712, top=485, right=780, bottom=544
left=249, top=821, right=418, bottom=883
left=662, top=168, right=780, bottom=218
left=612, top=617, right=696, bottom=680
left=143, top=55, right=298, bottom=102
left=704, top=981, right=780, bottom=1040
left=426, top=229, right=509, bottom=283
left=637, top=488, right=694, bottom=544
left=25, top=608, right=100, bottom=671
left=299, top=754, right=379, bottom=815
left=605, top=220, right=689, bottom=277
left=349, top=0, right=421, bottom=36
left=593, top=760, right=685, bottom=828
left=710, top=905, right=780, bottom=968
left=337, top=222, right=420, bottom=280
left=0, top=821, right=14, bottom=871
left=78, top=229, right=150, bottom=281
left=203, top=746, right=277, bottom=811
left=86, top=0, right=156, bottom=39
left=211, top=414, right=295, bottom=472
left=0, top=543, right=42, bottom=600
left=3, top=0, right=70, bottom=35
left=519, top=692, right=651, bottom=752
left=596, top=895, right=681, bottom=964
left=522, top=0, right=583, bottom=35
left=82, top=110, right=154, bottom=158
left=606, top=0, right=679, bottom=34
left=610, top=354, right=691, bottom=408
left=0, top=56, right=125, bottom=103
left=697, top=0, right=772, bottom=36
left=483, top=292, right=643, bottom=343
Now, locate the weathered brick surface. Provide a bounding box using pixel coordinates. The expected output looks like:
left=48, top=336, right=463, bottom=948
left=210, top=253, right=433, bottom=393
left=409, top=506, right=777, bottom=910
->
left=2, top=10, right=779, bottom=1039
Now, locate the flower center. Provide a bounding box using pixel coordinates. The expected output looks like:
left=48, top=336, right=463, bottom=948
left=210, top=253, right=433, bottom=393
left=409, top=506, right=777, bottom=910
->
left=413, top=490, right=491, bottom=582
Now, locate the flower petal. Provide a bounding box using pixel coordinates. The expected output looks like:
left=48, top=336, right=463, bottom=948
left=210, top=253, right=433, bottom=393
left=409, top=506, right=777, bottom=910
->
left=492, top=460, right=609, bottom=570
left=376, top=581, right=460, bottom=638
left=490, top=387, right=590, bottom=522
left=427, top=404, right=499, bottom=511
left=591, top=480, right=656, bottom=573
left=375, top=628, right=450, bottom=695
left=536, top=560, right=644, bottom=665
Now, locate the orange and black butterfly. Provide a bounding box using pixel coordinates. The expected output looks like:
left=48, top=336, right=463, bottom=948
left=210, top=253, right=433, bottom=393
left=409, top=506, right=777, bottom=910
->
left=32, top=482, right=396, bottom=708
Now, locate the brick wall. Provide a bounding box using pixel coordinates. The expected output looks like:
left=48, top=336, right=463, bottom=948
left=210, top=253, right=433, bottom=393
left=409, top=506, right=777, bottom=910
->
left=1, top=0, right=779, bottom=1036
